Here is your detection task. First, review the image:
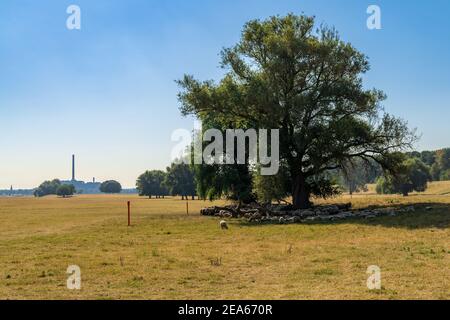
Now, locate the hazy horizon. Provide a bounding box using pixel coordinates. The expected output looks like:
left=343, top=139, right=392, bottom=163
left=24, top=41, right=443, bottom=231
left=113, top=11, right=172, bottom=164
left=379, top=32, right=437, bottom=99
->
left=1, top=0, right=450, bottom=189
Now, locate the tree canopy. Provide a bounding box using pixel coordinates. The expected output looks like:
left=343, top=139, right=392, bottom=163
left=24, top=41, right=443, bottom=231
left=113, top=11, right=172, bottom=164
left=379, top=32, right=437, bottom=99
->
left=100, top=180, right=122, bottom=194
left=253, top=164, right=290, bottom=204
left=56, top=184, right=75, bottom=198
left=178, top=14, right=416, bottom=208
left=34, top=179, right=61, bottom=197
left=164, top=162, right=196, bottom=200
left=136, top=170, right=167, bottom=198
left=376, top=157, right=430, bottom=196
left=430, top=148, right=450, bottom=181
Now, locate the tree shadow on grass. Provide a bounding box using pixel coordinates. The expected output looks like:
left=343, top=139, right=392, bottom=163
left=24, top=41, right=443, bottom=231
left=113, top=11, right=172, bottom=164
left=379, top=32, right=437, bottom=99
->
left=238, top=203, right=450, bottom=230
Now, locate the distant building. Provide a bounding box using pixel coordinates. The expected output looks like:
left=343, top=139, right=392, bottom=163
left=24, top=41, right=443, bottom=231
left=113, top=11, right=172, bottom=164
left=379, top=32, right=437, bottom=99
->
left=0, top=154, right=137, bottom=197
left=60, top=155, right=101, bottom=194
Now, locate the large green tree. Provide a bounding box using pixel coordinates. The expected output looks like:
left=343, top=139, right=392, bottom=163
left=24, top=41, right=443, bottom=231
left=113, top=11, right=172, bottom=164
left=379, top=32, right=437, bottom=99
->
left=34, top=179, right=61, bottom=197
left=178, top=14, right=416, bottom=208
left=376, top=157, right=430, bottom=196
left=164, top=162, right=196, bottom=200
left=136, top=170, right=167, bottom=198
left=56, top=184, right=75, bottom=198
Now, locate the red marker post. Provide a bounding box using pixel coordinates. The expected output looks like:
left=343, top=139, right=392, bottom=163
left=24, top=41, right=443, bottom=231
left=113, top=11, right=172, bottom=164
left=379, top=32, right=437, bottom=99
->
left=127, top=201, right=131, bottom=226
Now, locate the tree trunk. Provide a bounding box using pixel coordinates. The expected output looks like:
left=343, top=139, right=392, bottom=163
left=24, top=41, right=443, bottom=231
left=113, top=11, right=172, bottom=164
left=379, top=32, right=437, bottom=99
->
left=292, top=173, right=311, bottom=209
left=191, top=195, right=195, bottom=200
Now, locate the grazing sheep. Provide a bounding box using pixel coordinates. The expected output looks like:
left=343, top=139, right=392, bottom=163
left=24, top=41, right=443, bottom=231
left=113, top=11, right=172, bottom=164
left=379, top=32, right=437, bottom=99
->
left=220, top=220, right=228, bottom=230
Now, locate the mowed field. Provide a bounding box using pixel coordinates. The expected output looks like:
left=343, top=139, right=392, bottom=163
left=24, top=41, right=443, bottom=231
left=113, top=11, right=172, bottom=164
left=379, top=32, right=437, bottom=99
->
left=0, top=184, right=449, bottom=300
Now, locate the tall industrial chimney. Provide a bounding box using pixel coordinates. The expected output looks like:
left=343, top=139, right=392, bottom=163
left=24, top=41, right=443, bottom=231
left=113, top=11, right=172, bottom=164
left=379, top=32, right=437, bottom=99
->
left=72, top=154, right=75, bottom=181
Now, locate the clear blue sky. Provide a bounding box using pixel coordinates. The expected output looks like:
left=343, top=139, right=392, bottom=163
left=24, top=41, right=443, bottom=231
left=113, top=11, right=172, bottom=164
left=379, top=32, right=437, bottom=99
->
left=1, top=0, right=449, bottom=189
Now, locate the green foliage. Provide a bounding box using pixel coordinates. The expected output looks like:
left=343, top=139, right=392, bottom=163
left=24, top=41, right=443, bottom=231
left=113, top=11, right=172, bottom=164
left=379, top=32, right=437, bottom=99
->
left=419, top=151, right=436, bottom=166
left=34, top=179, right=61, bottom=197
left=100, top=180, right=122, bottom=194
left=164, top=162, right=196, bottom=200
left=430, top=149, right=450, bottom=181
left=136, top=170, right=167, bottom=198
left=194, top=160, right=254, bottom=203
left=189, top=116, right=255, bottom=204
left=440, top=169, right=450, bottom=181
left=376, top=157, right=431, bottom=196
left=431, top=163, right=441, bottom=181
left=375, top=176, right=395, bottom=195
left=308, top=175, right=342, bottom=200
left=56, top=184, right=75, bottom=198
left=253, top=165, right=290, bottom=204
left=435, top=148, right=450, bottom=169
left=407, top=149, right=450, bottom=182
left=178, top=14, right=415, bottom=208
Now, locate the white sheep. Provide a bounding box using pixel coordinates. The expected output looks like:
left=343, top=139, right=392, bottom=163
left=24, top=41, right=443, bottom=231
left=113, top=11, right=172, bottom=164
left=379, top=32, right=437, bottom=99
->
left=220, top=220, right=228, bottom=230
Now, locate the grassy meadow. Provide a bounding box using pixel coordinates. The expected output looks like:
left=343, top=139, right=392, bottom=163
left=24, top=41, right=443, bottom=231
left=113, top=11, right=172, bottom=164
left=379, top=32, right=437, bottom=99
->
left=0, top=184, right=449, bottom=300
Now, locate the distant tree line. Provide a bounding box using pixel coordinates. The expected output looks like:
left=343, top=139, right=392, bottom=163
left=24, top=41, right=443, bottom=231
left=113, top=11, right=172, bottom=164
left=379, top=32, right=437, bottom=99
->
left=0, top=189, right=34, bottom=196
left=33, top=179, right=76, bottom=198
left=371, top=148, right=450, bottom=196
left=30, top=148, right=448, bottom=201
left=136, top=162, right=197, bottom=200
left=407, top=149, right=450, bottom=181
left=33, top=179, right=122, bottom=197
left=134, top=147, right=450, bottom=203
left=135, top=149, right=435, bottom=202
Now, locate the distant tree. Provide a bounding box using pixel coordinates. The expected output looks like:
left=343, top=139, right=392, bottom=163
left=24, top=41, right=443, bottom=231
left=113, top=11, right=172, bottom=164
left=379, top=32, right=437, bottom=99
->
left=432, top=148, right=450, bottom=181
left=136, top=170, right=167, bottom=198
left=34, top=179, right=61, bottom=197
left=436, top=148, right=450, bottom=169
left=100, top=180, right=122, bottom=194
left=440, top=169, right=450, bottom=181
left=56, top=184, right=75, bottom=198
left=420, top=151, right=436, bottom=167
left=431, top=163, right=441, bottom=181
left=164, top=162, right=196, bottom=200
left=376, top=158, right=430, bottom=196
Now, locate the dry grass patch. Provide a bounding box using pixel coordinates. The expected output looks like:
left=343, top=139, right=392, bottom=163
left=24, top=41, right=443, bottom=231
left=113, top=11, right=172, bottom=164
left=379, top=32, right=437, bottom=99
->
left=0, top=193, right=448, bottom=300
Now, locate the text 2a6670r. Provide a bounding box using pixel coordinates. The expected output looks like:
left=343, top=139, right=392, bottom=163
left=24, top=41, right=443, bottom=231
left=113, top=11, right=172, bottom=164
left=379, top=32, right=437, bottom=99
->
left=222, top=304, right=273, bottom=315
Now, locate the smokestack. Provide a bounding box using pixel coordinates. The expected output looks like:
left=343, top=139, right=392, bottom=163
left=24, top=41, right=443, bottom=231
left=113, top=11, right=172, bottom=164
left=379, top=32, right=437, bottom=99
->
left=72, top=154, right=75, bottom=181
